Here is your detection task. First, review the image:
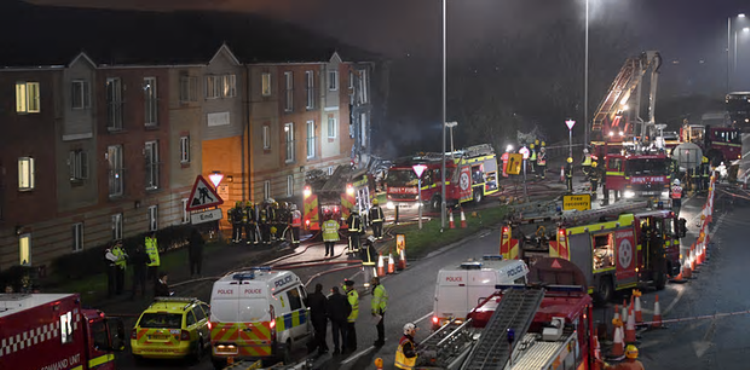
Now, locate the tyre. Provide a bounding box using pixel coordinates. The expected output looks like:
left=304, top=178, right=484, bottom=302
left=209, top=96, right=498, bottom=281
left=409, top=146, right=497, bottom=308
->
left=474, top=190, right=483, bottom=204
left=191, top=338, right=204, bottom=363
left=655, top=271, right=667, bottom=290
left=595, top=276, right=614, bottom=304
left=281, top=340, right=293, bottom=365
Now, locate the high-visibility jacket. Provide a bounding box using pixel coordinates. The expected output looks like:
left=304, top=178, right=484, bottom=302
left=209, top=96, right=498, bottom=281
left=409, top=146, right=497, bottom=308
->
left=702, top=163, right=711, bottom=178
left=529, top=148, right=537, bottom=162
left=347, top=289, right=359, bottom=323
left=322, top=220, right=340, bottom=242
left=291, top=210, right=302, bottom=227
left=244, top=206, right=255, bottom=224
left=112, top=246, right=127, bottom=269
left=537, top=151, right=547, bottom=166
left=260, top=208, right=267, bottom=223
left=670, top=185, right=683, bottom=199
left=582, top=154, right=592, bottom=167
left=395, top=335, right=417, bottom=370
left=369, top=206, right=384, bottom=223
left=371, top=284, right=388, bottom=314
left=347, top=213, right=362, bottom=233
left=145, top=236, right=160, bottom=267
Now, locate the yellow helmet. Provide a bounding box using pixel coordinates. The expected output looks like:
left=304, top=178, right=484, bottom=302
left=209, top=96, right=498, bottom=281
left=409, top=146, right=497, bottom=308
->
left=567, top=157, right=573, bottom=163
left=270, top=226, right=277, bottom=234
left=246, top=201, right=252, bottom=207
left=592, top=161, right=598, bottom=168
left=541, top=141, right=546, bottom=146
left=273, top=202, right=279, bottom=208
left=530, top=144, right=535, bottom=149
left=535, top=139, right=539, bottom=145
left=235, top=201, right=242, bottom=207
left=625, top=345, right=639, bottom=359
left=372, top=198, right=379, bottom=206
left=702, top=156, right=708, bottom=163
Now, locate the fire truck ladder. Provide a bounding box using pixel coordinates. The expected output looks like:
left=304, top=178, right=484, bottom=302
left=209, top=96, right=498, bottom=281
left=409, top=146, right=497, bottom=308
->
left=591, top=58, right=639, bottom=138
left=460, top=289, right=545, bottom=370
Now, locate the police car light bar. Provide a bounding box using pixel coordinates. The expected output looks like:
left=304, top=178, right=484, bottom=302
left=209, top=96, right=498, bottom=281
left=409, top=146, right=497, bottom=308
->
left=482, top=255, right=504, bottom=261
left=250, top=266, right=273, bottom=272
left=232, top=272, right=257, bottom=280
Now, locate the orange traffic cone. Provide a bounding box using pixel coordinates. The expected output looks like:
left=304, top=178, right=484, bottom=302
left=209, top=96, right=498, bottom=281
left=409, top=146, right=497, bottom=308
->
left=374, top=358, right=383, bottom=370
left=625, top=306, right=637, bottom=344
left=652, top=294, right=663, bottom=329
left=398, top=247, right=407, bottom=271
left=633, top=290, right=643, bottom=325
left=683, top=254, right=693, bottom=279
left=593, top=328, right=602, bottom=370
left=387, top=251, right=395, bottom=274
left=610, top=318, right=624, bottom=358
left=460, top=208, right=467, bottom=228
left=449, top=209, right=455, bottom=229
left=612, top=305, right=620, bottom=340
left=376, top=253, right=385, bottom=277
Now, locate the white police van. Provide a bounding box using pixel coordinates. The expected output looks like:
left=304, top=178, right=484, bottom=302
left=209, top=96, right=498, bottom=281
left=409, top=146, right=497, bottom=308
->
left=432, top=256, right=529, bottom=329
left=209, top=267, right=312, bottom=369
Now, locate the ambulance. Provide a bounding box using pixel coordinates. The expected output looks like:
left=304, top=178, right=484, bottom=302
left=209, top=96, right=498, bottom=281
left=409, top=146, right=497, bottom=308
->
left=431, top=256, right=529, bottom=329
left=208, top=267, right=312, bottom=369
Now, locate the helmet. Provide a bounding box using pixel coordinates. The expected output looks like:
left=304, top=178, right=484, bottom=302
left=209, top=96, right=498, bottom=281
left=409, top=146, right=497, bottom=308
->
left=625, top=345, right=639, bottom=359
left=290, top=203, right=297, bottom=211
left=270, top=226, right=278, bottom=234
left=534, top=139, right=539, bottom=145
left=246, top=201, right=252, bottom=207
left=541, top=141, right=546, bottom=146
left=403, top=323, right=416, bottom=335
left=530, top=144, right=535, bottom=149
left=372, top=198, right=379, bottom=206
left=273, top=202, right=279, bottom=208
left=540, top=146, right=546, bottom=152
left=702, top=156, right=709, bottom=163
left=583, top=148, right=589, bottom=154
left=674, top=179, right=681, bottom=186
left=567, top=157, right=573, bottom=163
left=592, top=161, right=598, bottom=168
left=236, top=201, right=242, bottom=207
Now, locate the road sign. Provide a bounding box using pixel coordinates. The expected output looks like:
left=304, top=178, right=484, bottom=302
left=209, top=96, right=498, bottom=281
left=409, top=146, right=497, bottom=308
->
left=191, top=208, right=224, bottom=225
left=412, top=164, right=428, bottom=178
left=562, top=194, right=591, bottom=211
left=506, top=154, right=523, bottom=175
left=186, top=175, right=224, bottom=211
left=396, top=234, right=406, bottom=253
left=518, top=146, right=530, bottom=159
left=565, top=119, right=576, bottom=131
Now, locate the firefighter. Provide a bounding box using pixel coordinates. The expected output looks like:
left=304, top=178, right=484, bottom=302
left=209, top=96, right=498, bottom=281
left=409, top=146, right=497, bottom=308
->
left=369, top=198, right=385, bottom=240
left=395, top=323, right=418, bottom=370
left=243, top=201, right=257, bottom=245
left=598, top=345, right=644, bottom=370
left=581, top=148, right=592, bottom=177
left=346, top=207, right=363, bottom=255
left=322, top=213, right=340, bottom=257
left=529, top=143, right=537, bottom=174
left=258, top=202, right=268, bottom=244
left=278, top=202, right=292, bottom=244
left=229, top=201, right=243, bottom=244
left=701, top=156, right=711, bottom=194
left=589, top=161, right=601, bottom=200
left=112, top=241, right=128, bottom=295
left=690, top=162, right=701, bottom=193
left=270, top=202, right=280, bottom=241
left=565, top=157, right=574, bottom=193
left=289, top=203, right=302, bottom=246
left=670, top=179, right=683, bottom=216
left=145, top=232, right=160, bottom=285
left=536, top=146, right=547, bottom=180
left=361, top=236, right=378, bottom=282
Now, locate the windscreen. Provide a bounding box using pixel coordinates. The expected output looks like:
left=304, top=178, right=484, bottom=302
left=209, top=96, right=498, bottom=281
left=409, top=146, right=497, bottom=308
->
left=386, top=169, right=418, bottom=187
left=138, top=313, right=183, bottom=329
left=625, top=159, right=670, bottom=176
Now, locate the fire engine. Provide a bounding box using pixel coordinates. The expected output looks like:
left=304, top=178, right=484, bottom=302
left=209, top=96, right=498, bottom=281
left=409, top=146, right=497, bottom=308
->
left=680, top=123, right=742, bottom=166
left=0, top=292, right=125, bottom=370
left=302, top=165, right=372, bottom=232
left=416, top=258, right=597, bottom=370
left=603, top=153, right=672, bottom=200
left=385, top=144, right=500, bottom=211
left=500, top=201, right=685, bottom=302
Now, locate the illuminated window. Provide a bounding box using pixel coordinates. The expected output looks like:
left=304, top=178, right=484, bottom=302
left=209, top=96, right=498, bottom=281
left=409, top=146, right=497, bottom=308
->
left=18, top=157, right=35, bottom=191
left=284, top=123, right=295, bottom=162
left=18, top=233, right=31, bottom=266
left=180, top=136, right=190, bottom=163
left=16, top=82, right=40, bottom=113
left=222, top=74, right=237, bottom=98
left=112, top=213, right=123, bottom=241
left=261, top=73, right=272, bottom=97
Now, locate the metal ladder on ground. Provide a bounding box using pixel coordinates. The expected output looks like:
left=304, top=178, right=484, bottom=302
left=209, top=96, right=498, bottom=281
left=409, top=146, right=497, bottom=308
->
left=506, top=200, right=561, bottom=224
left=460, top=289, right=545, bottom=370
left=559, top=200, right=649, bottom=226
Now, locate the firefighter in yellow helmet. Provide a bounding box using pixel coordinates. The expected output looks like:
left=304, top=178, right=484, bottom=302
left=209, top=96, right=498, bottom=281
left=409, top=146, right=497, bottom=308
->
left=529, top=143, right=537, bottom=174
left=565, top=157, right=574, bottom=193
left=700, top=155, right=710, bottom=194
left=589, top=161, right=602, bottom=200
left=598, top=345, right=644, bottom=370
left=229, top=201, right=244, bottom=243
left=369, top=198, right=385, bottom=240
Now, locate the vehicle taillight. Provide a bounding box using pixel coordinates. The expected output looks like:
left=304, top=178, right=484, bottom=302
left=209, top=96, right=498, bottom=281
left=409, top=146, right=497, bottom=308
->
left=269, top=305, right=277, bottom=341
left=207, top=321, right=213, bottom=330
left=131, top=329, right=137, bottom=339
left=180, top=330, right=190, bottom=341
left=303, top=185, right=312, bottom=198
left=432, top=316, right=438, bottom=325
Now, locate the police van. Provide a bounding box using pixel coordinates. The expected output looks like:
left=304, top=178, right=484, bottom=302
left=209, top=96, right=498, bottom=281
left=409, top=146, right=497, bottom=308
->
left=209, top=267, right=311, bottom=369
left=431, top=256, right=529, bottom=329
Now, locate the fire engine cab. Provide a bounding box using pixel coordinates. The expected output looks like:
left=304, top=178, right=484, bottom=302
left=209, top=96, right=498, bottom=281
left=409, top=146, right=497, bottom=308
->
left=603, top=153, right=672, bottom=200
left=302, top=165, right=372, bottom=232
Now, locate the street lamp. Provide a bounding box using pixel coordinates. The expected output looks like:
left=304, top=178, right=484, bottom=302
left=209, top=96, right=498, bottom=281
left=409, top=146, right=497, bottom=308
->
left=445, top=121, right=458, bottom=153
left=440, top=0, right=447, bottom=232
left=584, top=0, right=590, bottom=145
left=728, top=13, right=747, bottom=92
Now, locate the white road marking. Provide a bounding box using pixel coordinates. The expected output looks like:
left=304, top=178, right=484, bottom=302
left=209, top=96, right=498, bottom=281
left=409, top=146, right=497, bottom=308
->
left=663, top=285, right=685, bottom=316
left=414, top=311, right=434, bottom=324
left=341, top=346, right=375, bottom=364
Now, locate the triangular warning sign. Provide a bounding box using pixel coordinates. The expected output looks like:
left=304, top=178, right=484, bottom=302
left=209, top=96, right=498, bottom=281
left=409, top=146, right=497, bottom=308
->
left=185, top=175, right=224, bottom=211
left=551, top=259, right=563, bottom=269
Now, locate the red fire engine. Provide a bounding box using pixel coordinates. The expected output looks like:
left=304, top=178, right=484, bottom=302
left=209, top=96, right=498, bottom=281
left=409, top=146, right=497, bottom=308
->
left=385, top=144, right=500, bottom=211
left=680, top=123, right=742, bottom=166
left=603, top=153, right=672, bottom=200
left=0, top=293, right=125, bottom=370
left=302, top=166, right=372, bottom=231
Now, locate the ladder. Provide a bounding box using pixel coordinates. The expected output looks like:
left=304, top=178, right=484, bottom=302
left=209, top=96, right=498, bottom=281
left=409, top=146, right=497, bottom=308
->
left=559, top=200, right=649, bottom=226
left=460, top=289, right=545, bottom=370
left=591, top=57, right=640, bottom=139
left=506, top=200, right=561, bottom=224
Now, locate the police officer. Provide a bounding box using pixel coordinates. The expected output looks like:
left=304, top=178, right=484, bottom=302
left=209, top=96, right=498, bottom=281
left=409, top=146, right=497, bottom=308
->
left=346, top=207, right=363, bottom=255
left=112, top=242, right=128, bottom=295
left=244, top=201, right=257, bottom=245
left=229, top=201, right=243, bottom=244
left=536, top=146, right=547, bottom=180
left=529, top=143, right=537, bottom=174
left=104, top=245, right=118, bottom=298
left=145, top=232, right=160, bottom=285
left=322, top=214, right=340, bottom=257
left=589, top=161, right=601, bottom=200
left=343, top=280, right=359, bottom=353
left=369, top=199, right=385, bottom=240
left=370, top=277, right=388, bottom=347
left=395, top=323, right=418, bottom=370
left=671, top=179, right=683, bottom=216
left=289, top=204, right=302, bottom=246
left=565, top=157, right=574, bottom=193
left=581, top=148, right=592, bottom=177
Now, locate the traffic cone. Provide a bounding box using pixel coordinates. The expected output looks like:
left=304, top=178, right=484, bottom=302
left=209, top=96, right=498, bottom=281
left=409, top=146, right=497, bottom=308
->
left=398, top=247, right=407, bottom=270
left=593, top=328, right=602, bottom=370
left=387, top=251, right=395, bottom=274
left=612, top=305, right=620, bottom=340
left=460, top=208, right=467, bottom=228
left=374, top=358, right=383, bottom=370
left=625, top=306, right=637, bottom=344
left=651, top=294, right=663, bottom=329
left=633, top=290, right=643, bottom=325
left=683, top=254, right=693, bottom=279
left=610, top=318, right=624, bottom=358
left=449, top=209, right=455, bottom=229
left=376, top=253, right=385, bottom=277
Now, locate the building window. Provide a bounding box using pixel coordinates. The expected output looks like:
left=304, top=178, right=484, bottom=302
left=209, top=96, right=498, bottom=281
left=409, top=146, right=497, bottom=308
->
left=145, top=141, right=159, bottom=190
left=284, top=71, right=293, bottom=112
left=284, top=123, right=295, bottom=163
left=328, top=70, right=338, bottom=91
left=148, top=205, right=158, bottom=231
left=222, top=74, right=237, bottom=98
left=108, top=145, right=123, bottom=197
left=262, top=125, right=271, bottom=150
left=360, top=113, right=368, bottom=147
left=327, top=116, right=337, bottom=139
left=206, top=75, right=220, bottom=99
left=180, top=136, right=190, bottom=163
left=287, top=175, right=294, bottom=197
left=68, top=150, right=89, bottom=181
left=16, top=82, right=40, bottom=113
left=305, top=71, right=315, bottom=110
left=264, top=180, right=271, bottom=200
left=182, top=198, right=190, bottom=223
left=72, top=223, right=84, bottom=252
left=306, top=121, right=316, bottom=159
left=106, top=78, right=123, bottom=130
left=19, top=233, right=31, bottom=266
left=328, top=166, right=334, bottom=175
left=112, top=213, right=123, bottom=241
left=348, top=70, right=354, bottom=89
left=144, top=77, right=158, bottom=126
left=18, top=157, right=35, bottom=191
left=71, top=80, right=91, bottom=110
left=261, top=73, right=272, bottom=97
left=359, top=69, right=369, bottom=104
left=179, top=75, right=198, bottom=103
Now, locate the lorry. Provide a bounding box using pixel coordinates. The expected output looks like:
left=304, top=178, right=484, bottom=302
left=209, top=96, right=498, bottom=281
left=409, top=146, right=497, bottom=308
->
left=431, top=256, right=529, bottom=330
left=385, top=144, right=500, bottom=211
left=302, top=165, right=372, bottom=232
left=0, top=292, right=125, bottom=370
left=500, top=201, right=685, bottom=302
left=416, top=258, right=597, bottom=370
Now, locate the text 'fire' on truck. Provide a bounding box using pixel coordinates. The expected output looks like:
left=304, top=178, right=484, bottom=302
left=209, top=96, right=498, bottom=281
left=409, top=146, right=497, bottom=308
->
left=385, top=144, right=500, bottom=211
left=500, top=201, right=686, bottom=302
left=302, top=166, right=372, bottom=232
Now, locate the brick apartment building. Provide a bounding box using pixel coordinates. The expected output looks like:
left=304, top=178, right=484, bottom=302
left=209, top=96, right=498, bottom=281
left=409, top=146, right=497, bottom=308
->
left=0, top=3, right=385, bottom=273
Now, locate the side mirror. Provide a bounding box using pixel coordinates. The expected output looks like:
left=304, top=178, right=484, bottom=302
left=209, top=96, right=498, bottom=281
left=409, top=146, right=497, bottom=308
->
left=105, top=317, right=126, bottom=352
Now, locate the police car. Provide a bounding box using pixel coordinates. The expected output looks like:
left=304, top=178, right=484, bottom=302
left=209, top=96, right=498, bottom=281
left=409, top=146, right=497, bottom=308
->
left=432, top=256, right=529, bottom=329
left=130, top=297, right=211, bottom=362
left=209, top=267, right=311, bottom=370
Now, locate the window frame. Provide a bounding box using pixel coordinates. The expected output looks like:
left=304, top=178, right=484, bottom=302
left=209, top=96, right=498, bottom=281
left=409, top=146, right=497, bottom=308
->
left=327, top=116, right=337, bottom=139
left=148, top=205, right=158, bottom=232
left=306, top=120, right=316, bottom=159
left=72, top=222, right=84, bottom=252
left=18, top=157, right=35, bottom=191
left=112, top=213, right=123, bottom=241
left=19, top=233, right=31, bottom=266
left=205, top=75, right=220, bottom=99
left=262, top=125, right=271, bottom=150
left=222, top=74, right=237, bottom=98
left=264, top=180, right=271, bottom=200
left=261, top=72, right=272, bottom=97
left=106, top=78, right=123, bottom=130
left=287, top=175, right=294, bottom=197
left=144, top=77, right=158, bottom=127
left=305, top=70, right=315, bottom=110
left=182, top=198, right=190, bottom=224
left=108, top=145, right=123, bottom=197
left=16, top=82, right=40, bottom=113
left=359, top=69, right=369, bottom=104
left=284, top=123, right=295, bottom=163
left=145, top=141, right=160, bottom=190
left=71, top=80, right=91, bottom=110
left=68, top=150, right=89, bottom=181
left=284, top=71, right=294, bottom=112
left=328, top=70, right=338, bottom=91
left=179, top=136, right=191, bottom=164
left=179, top=74, right=198, bottom=103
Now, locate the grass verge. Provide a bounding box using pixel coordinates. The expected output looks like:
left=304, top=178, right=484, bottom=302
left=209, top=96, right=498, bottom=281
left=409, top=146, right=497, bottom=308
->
left=382, top=205, right=508, bottom=259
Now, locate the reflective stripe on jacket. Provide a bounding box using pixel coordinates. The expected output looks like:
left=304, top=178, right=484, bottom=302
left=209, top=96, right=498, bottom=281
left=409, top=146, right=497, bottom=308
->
left=322, top=220, right=340, bottom=242
left=371, top=284, right=388, bottom=313
left=671, top=185, right=683, bottom=199
left=291, top=210, right=302, bottom=227
left=395, top=335, right=417, bottom=370
left=369, top=206, right=384, bottom=223
left=347, top=290, right=359, bottom=322
left=582, top=154, right=592, bottom=166
left=537, top=151, right=547, bottom=165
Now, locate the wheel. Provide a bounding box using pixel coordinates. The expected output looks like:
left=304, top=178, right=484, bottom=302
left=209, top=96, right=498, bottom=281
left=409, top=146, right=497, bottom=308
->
left=281, top=339, right=293, bottom=364
left=595, top=276, right=614, bottom=304
left=431, top=196, right=442, bottom=211
left=474, top=190, right=483, bottom=204
left=655, top=271, right=667, bottom=290
left=191, top=338, right=204, bottom=363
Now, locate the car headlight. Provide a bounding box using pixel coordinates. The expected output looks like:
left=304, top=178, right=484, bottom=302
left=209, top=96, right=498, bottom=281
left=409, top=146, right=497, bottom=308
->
left=624, top=190, right=635, bottom=198
left=386, top=201, right=395, bottom=210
